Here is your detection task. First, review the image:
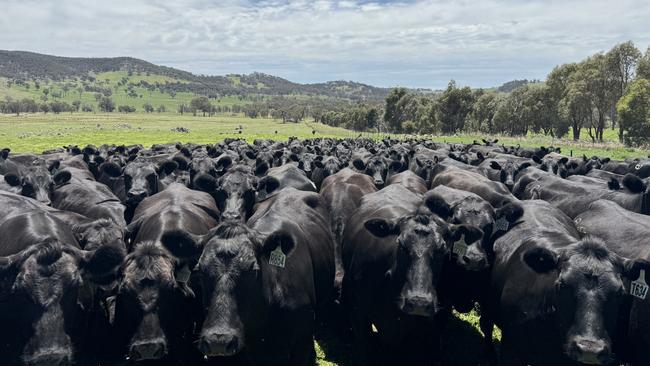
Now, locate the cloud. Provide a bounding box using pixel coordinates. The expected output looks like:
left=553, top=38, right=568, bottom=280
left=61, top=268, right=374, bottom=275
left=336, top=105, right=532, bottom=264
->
left=0, top=0, right=648, bottom=88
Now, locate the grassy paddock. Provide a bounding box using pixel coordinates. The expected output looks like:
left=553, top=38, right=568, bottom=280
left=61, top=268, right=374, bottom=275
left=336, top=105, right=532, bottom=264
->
left=1, top=112, right=647, bottom=160
left=0, top=112, right=644, bottom=365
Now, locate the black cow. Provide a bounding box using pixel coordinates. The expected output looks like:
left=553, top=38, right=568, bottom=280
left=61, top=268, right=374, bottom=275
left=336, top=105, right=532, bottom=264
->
left=520, top=172, right=650, bottom=217
left=1, top=159, right=54, bottom=205
left=481, top=200, right=646, bottom=365
left=342, top=185, right=477, bottom=365
left=574, top=199, right=650, bottom=366
left=478, top=158, right=532, bottom=191
left=50, top=171, right=126, bottom=228
left=0, top=211, right=124, bottom=366
left=114, top=184, right=219, bottom=363
left=430, top=164, right=517, bottom=207
left=161, top=188, right=334, bottom=365
left=320, top=168, right=377, bottom=298
left=213, top=165, right=258, bottom=222
left=256, top=164, right=317, bottom=201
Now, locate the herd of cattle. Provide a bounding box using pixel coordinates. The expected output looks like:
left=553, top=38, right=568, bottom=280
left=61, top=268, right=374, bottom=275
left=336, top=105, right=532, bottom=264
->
left=0, top=137, right=649, bottom=366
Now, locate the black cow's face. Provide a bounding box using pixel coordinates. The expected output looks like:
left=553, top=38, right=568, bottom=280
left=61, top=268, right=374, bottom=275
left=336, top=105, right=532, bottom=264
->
left=490, top=161, right=531, bottom=191
left=297, top=153, right=319, bottom=177
left=114, top=243, right=191, bottom=362
left=123, top=160, right=158, bottom=206
left=71, top=218, right=125, bottom=252
left=523, top=239, right=644, bottom=365
left=194, top=228, right=266, bottom=358
left=365, top=215, right=450, bottom=317
left=4, top=164, right=54, bottom=205
left=354, top=157, right=388, bottom=187
left=215, top=167, right=257, bottom=223
left=0, top=242, right=124, bottom=366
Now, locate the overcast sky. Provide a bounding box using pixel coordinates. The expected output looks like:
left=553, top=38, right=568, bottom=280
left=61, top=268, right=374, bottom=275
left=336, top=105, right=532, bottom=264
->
left=1, top=0, right=648, bottom=89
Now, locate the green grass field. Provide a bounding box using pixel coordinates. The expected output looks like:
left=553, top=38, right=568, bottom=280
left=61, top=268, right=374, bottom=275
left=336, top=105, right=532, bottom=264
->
left=0, top=111, right=645, bottom=365
left=0, top=112, right=648, bottom=161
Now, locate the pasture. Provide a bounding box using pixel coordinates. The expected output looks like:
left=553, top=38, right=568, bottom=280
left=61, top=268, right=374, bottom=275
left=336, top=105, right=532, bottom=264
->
left=0, top=112, right=648, bottom=161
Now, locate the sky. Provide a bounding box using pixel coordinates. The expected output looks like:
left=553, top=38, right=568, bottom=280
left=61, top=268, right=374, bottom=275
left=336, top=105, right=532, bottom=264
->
left=0, top=0, right=649, bottom=89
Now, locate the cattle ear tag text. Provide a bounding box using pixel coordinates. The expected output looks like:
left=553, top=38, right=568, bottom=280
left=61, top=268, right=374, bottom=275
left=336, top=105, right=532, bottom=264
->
left=494, top=217, right=509, bottom=232
left=175, top=264, right=191, bottom=284
left=631, top=269, right=648, bottom=300
left=269, top=247, right=286, bottom=268
left=453, top=235, right=468, bottom=257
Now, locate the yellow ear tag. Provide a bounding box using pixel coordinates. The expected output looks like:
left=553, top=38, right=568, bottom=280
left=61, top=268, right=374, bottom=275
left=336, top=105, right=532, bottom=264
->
left=269, top=247, right=286, bottom=268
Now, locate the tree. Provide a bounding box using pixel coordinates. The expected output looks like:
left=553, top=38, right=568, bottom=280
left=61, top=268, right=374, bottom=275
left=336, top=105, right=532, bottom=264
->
left=617, top=78, right=650, bottom=146
left=606, top=41, right=641, bottom=137
left=72, top=100, right=81, bottom=112
left=190, top=96, right=212, bottom=116
left=435, top=80, right=475, bottom=134
left=637, top=47, right=650, bottom=81
left=118, top=105, right=136, bottom=113
left=99, top=97, right=115, bottom=112
left=470, top=92, right=500, bottom=133
left=582, top=54, right=616, bottom=141
left=143, top=103, right=154, bottom=113
left=493, top=86, right=528, bottom=136
left=384, top=88, right=408, bottom=132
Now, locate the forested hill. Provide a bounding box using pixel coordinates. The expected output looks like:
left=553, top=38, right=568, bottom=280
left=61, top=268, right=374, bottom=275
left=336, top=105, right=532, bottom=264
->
left=0, top=50, right=390, bottom=100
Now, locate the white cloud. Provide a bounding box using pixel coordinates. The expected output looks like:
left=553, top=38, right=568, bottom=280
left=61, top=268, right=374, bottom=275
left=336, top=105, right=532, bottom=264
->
left=0, top=0, right=648, bottom=88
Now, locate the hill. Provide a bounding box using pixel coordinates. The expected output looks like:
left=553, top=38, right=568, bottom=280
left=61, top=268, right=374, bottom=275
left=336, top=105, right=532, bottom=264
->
left=0, top=50, right=391, bottom=101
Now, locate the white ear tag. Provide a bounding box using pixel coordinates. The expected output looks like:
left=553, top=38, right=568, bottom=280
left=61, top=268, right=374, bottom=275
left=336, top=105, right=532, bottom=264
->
left=269, top=247, right=286, bottom=268
left=631, top=269, right=648, bottom=300
left=175, top=264, right=191, bottom=283
left=452, top=235, right=468, bottom=257
left=494, top=217, right=510, bottom=232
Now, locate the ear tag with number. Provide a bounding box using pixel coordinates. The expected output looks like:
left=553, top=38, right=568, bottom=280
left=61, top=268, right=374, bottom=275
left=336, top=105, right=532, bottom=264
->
left=635, top=164, right=642, bottom=170
left=452, top=235, right=468, bottom=257
left=494, top=217, right=510, bottom=233
left=631, top=269, right=648, bottom=300
left=269, top=247, right=286, bottom=268
left=175, top=264, right=191, bottom=284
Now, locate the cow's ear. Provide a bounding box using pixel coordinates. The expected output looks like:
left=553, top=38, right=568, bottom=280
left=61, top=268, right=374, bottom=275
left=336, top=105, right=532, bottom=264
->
left=255, top=162, right=269, bottom=177
left=53, top=170, right=72, bottom=186
left=161, top=230, right=206, bottom=260
left=482, top=139, right=489, bottom=145
left=476, top=151, right=485, bottom=161
left=623, top=174, right=646, bottom=193
left=48, top=160, right=61, bottom=173
left=364, top=218, right=400, bottom=238
left=352, top=158, right=365, bottom=170
left=78, top=245, right=126, bottom=280
left=424, top=193, right=452, bottom=219
left=388, top=160, right=402, bottom=173
left=262, top=231, right=295, bottom=257
left=523, top=246, right=558, bottom=273
left=532, top=156, right=542, bottom=164
left=495, top=201, right=524, bottom=224
left=622, top=258, right=650, bottom=282
left=518, top=162, right=532, bottom=171
left=4, top=173, right=21, bottom=187
left=0, top=148, right=10, bottom=160
left=245, top=151, right=256, bottom=160
left=289, top=153, right=300, bottom=162
left=99, top=162, right=122, bottom=177
left=449, top=224, right=483, bottom=244
left=159, top=160, right=178, bottom=176
left=608, top=178, right=621, bottom=191
left=490, top=161, right=502, bottom=170
left=258, top=176, right=280, bottom=196
left=215, top=156, right=233, bottom=173
left=559, top=157, right=569, bottom=165
left=493, top=139, right=499, bottom=144
left=314, top=160, right=324, bottom=169
left=602, top=158, right=611, bottom=164
left=193, top=174, right=216, bottom=192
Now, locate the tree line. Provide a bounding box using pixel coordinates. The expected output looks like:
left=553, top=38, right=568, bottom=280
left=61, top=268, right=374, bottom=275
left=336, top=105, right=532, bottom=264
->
left=324, top=41, right=650, bottom=147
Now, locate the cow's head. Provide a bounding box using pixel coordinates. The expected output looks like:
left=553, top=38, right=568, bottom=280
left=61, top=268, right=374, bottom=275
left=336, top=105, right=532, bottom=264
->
left=123, top=159, right=159, bottom=207
left=214, top=165, right=258, bottom=223
left=488, top=160, right=532, bottom=191
left=113, top=242, right=193, bottom=362
left=364, top=215, right=455, bottom=317
left=0, top=241, right=124, bottom=366
left=3, top=162, right=55, bottom=206
left=161, top=223, right=276, bottom=358
left=521, top=237, right=649, bottom=365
